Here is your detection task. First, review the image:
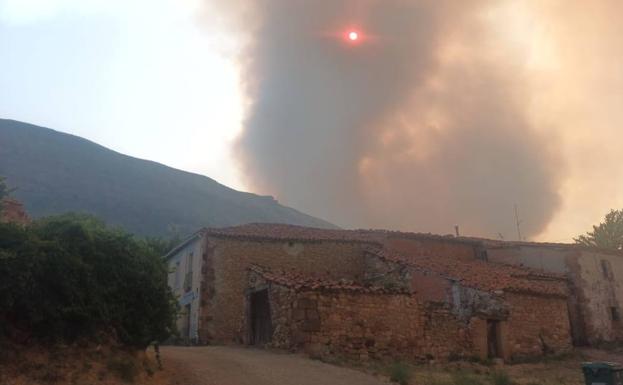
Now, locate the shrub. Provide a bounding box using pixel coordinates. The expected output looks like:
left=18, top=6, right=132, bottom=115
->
left=389, top=361, right=412, bottom=385
left=490, top=371, right=513, bottom=385
left=0, top=214, right=178, bottom=348
left=451, top=372, right=483, bottom=385
left=107, top=357, right=138, bottom=383
left=467, top=356, right=494, bottom=366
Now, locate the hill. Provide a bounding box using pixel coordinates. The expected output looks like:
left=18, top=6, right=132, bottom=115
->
left=0, top=119, right=336, bottom=236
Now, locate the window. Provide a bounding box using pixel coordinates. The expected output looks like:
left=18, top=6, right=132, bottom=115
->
left=601, top=260, right=614, bottom=280
left=186, top=252, right=194, bottom=273
left=174, top=261, right=181, bottom=288
left=611, top=307, right=620, bottom=322
left=184, top=253, right=194, bottom=293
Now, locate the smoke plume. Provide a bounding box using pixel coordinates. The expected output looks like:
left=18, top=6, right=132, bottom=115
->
left=213, top=0, right=567, bottom=239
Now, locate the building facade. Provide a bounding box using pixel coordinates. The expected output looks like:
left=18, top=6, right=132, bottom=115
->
left=481, top=240, right=623, bottom=345
left=165, top=224, right=574, bottom=361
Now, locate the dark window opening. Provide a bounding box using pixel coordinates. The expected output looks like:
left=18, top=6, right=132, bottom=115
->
left=184, top=253, right=194, bottom=293
left=601, top=260, right=614, bottom=280
left=611, top=307, right=620, bottom=322
left=249, top=289, right=272, bottom=346
left=487, top=319, right=502, bottom=359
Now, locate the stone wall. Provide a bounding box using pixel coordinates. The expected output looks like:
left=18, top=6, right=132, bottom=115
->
left=483, top=242, right=623, bottom=345
left=570, top=250, right=623, bottom=344
left=485, top=244, right=573, bottom=274
left=202, top=236, right=369, bottom=344
left=267, top=287, right=572, bottom=363
left=269, top=288, right=474, bottom=362
left=383, top=237, right=477, bottom=261
left=504, top=293, right=572, bottom=360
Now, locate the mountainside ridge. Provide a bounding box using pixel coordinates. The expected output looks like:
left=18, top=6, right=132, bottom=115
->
left=0, top=119, right=336, bottom=236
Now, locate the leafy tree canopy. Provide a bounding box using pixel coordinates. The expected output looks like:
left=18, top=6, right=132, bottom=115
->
left=0, top=176, right=9, bottom=214
left=0, top=176, right=8, bottom=200
left=575, top=209, right=623, bottom=251
left=0, top=214, right=178, bottom=348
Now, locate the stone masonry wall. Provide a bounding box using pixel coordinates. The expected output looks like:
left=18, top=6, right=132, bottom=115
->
left=570, top=250, right=623, bottom=344
left=484, top=243, right=623, bottom=346
left=202, top=237, right=369, bottom=344
left=504, top=292, right=572, bottom=360
left=270, top=289, right=474, bottom=362
left=383, top=237, right=477, bottom=261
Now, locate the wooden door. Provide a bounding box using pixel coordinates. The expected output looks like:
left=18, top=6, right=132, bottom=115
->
left=250, top=290, right=272, bottom=346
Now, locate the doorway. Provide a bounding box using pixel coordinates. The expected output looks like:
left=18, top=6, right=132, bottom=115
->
left=180, top=304, right=191, bottom=341
left=249, top=289, right=272, bottom=345
left=487, top=319, right=502, bottom=358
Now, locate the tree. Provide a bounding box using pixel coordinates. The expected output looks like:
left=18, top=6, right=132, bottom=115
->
left=575, top=209, right=623, bottom=251
left=0, top=214, right=179, bottom=347
left=144, top=235, right=183, bottom=257
left=0, top=177, right=8, bottom=214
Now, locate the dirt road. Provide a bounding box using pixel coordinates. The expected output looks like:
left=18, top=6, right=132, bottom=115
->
left=161, top=346, right=388, bottom=385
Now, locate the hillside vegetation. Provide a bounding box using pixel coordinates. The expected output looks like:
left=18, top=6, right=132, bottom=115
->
left=0, top=119, right=336, bottom=237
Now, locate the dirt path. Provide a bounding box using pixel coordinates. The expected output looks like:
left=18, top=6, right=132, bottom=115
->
left=161, top=346, right=389, bottom=385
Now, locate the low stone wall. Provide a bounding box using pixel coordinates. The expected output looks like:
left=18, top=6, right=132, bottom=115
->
left=505, top=292, right=572, bottom=360
left=268, top=286, right=474, bottom=362
left=265, top=285, right=573, bottom=363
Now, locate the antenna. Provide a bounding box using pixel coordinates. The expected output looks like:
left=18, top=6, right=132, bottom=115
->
left=514, top=204, right=523, bottom=241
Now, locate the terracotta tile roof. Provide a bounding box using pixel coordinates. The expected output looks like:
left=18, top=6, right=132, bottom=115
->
left=248, top=264, right=411, bottom=294
left=204, top=223, right=477, bottom=245
left=367, top=248, right=568, bottom=298
left=207, top=223, right=377, bottom=243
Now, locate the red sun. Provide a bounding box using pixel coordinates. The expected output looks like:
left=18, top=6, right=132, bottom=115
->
left=348, top=31, right=359, bottom=41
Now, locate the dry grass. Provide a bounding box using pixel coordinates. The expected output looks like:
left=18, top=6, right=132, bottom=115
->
left=364, top=349, right=618, bottom=385
left=0, top=343, right=172, bottom=385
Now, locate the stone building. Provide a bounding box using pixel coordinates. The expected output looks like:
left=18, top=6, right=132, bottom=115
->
left=165, top=223, right=573, bottom=362
left=0, top=198, right=30, bottom=225
left=479, top=240, right=623, bottom=345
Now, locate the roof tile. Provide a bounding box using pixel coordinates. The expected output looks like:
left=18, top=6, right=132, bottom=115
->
left=367, top=248, right=568, bottom=297
left=248, top=264, right=411, bottom=295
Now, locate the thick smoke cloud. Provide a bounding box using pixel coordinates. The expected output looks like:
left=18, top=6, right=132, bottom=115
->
left=216, top=0, right=564, bottom=239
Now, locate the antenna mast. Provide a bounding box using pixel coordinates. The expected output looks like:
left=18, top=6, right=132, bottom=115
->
left=514, top=204, right=523, bottom=241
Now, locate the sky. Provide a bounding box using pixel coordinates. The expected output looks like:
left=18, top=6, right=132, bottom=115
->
left=2, top=0, right=623, bottom=242
left=0, top=0, right=244, bottom=189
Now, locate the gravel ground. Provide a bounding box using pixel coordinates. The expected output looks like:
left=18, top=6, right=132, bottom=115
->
left=161, top=346, right=388, bottom=385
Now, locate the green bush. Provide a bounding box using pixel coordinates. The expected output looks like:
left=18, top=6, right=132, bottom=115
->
left=451, top=372, right=483, bottom=385
left=389, top=361, right=411, bottom=385
left=107, top=357, right=139, bottom=383
left=490, top=371, right=513, bottom=385
left=0, top=214, right=178, bottom=348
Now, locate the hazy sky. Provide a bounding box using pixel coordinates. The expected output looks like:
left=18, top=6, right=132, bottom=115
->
left=0, top=0, right=244, bottom=189
left=2, top=0, right=623, bottom=241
